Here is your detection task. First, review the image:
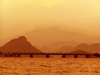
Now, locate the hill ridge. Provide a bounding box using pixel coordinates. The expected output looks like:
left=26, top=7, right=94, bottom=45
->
left=0, top=36, right=42, bottom=53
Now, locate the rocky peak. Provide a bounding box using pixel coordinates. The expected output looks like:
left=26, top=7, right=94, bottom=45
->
left=0, top=36, right=42, bottom=53
left=2, top=36, right=28, bottom=47
left=17, top=36, right=27, bottom=42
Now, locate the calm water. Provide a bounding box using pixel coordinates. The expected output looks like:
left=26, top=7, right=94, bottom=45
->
left=0, top=57, right=100, bottom=75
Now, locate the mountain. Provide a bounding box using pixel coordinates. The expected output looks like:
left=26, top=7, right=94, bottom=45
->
left=34, top=46, right=54, bottom=53
left=69, top=50, right=91, bottom=54
left=57, top=46, right=74, bottom=53
left=2, top=27, right=100, bottom=48
left=70, top=43, right=100, bottom=53
left=71, top=43, right=89, bottom=52
left=89, top=43, right=100, bottom=53
left=44, top=41, right=81, bottom=50
left=0, top=36, right=42, bottom=53
left=23, top=27, right=92, bottom=47
left=56, top=43, right=100, bottom=53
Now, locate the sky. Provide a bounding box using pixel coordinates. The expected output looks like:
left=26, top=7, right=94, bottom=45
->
left=1, top=0, right=100, bottom=40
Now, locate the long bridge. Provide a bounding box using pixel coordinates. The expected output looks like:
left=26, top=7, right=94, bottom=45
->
left=13, top=53, right=91, bottom=58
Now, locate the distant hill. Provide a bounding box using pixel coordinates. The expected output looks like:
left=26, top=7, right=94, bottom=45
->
left=2, top=27, right=100, bottom=48
left=56, top=43, right=100, bottom=53
left=72, top=43, right=100, bottom=53
left=89, top=43, right=100, bottom=53
left=56, top=46, right=74, bottom=53
left=44, top=41, right=81, bottom=50
left=69, top=50, right=92, bottom=54
left=34, top=46, right=55, bottom=53
left=0, top=36, right=42, bottom=53
left=71, top=43, right=89, bottom=52
left=23, top=27, right=92, bottom=47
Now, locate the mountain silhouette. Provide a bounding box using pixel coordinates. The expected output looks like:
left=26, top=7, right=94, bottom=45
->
left=72, top=43, right=100, bottom=53
left=56, top=43, right=100, bottom=53
left=57, top=46, right=74, bottom=53
left=89, top=43, right=100, bottom=53
left=71, top=43, right=89, bottom=52
left=44, top=41, right=81, bottom=50
left=69, top=50, right=91, bottom=54
left=0, top=36, right=42, bottom=53
left=23, top=28, right=92, bottom=47
left=34, top=46, right=54, bottom=53
left=2, top=27, right=100, bottom=47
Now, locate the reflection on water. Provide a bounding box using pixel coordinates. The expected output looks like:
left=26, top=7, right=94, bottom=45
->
left=0, top=57, right=100, bottom=75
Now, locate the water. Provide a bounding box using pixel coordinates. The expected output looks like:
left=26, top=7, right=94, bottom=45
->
left=0, top=57, right=100, bottom=75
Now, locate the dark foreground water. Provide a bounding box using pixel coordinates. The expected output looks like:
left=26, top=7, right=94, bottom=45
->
left=0, top=57, right=100, bottom=75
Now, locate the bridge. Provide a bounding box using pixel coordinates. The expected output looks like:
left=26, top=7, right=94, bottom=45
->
left=13, top=53, right=90, bottom=58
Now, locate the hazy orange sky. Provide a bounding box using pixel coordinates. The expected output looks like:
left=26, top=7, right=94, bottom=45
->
left=1, top=0, right=100, bottom=40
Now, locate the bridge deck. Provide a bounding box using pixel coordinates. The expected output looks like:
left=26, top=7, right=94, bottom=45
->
left=13, top=53, right=90, bottom=55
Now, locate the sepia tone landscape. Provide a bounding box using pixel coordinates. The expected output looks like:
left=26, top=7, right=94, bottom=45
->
left=1, top=0, right=100, bottom=75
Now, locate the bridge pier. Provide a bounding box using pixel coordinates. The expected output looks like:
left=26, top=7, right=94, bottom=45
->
left=30, top=54, right=33, bottom=58
left=18, top=54, right=21, bottom=57
left=62, top=55, right=66, bottom=58
left=86, top=54, right=89, bottom=58
left=46, top=54, right=50, bottom=58
left=74, top=54, right=78, bottom=58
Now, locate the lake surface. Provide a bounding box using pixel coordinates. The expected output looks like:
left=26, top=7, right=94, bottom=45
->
left=0, top=57, right=100, bottom=75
